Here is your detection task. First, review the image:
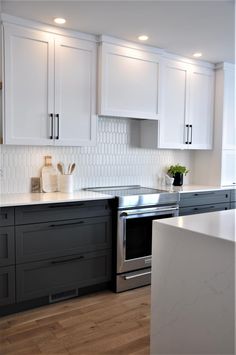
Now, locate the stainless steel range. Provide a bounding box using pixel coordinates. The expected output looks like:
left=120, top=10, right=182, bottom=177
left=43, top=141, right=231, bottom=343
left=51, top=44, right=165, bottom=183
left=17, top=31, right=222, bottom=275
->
left=86, top=185, right=179, bottom=292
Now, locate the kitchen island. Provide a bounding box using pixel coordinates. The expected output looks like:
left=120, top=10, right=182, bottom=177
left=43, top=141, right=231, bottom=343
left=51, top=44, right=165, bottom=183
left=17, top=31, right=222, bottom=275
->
left=151, top=209, right=235, bottom=355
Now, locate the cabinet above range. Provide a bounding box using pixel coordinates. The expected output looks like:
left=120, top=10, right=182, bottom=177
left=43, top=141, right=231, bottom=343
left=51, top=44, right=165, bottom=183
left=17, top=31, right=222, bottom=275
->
left=98, top=36, right=163, bottom=120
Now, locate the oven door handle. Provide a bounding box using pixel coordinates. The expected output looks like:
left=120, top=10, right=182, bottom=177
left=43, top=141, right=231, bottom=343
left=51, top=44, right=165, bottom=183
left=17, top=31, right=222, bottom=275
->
left=120, top=206, right=179, bottom=218
left=124, top=271, right=152, bottom=280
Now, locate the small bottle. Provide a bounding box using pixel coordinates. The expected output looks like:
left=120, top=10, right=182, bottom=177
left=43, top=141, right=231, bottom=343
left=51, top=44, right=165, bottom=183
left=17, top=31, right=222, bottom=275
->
left=41, top=156, right=58, bottom=193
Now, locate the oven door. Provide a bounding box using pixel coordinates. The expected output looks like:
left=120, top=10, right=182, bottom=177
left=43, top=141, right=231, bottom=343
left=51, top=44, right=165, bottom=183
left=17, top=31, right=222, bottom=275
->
left=117, top=205, right=179, bottom=273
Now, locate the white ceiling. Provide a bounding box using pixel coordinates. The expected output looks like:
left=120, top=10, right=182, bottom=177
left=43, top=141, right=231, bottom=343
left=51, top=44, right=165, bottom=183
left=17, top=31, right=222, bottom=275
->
left=1, top=0, right=235, bottom=64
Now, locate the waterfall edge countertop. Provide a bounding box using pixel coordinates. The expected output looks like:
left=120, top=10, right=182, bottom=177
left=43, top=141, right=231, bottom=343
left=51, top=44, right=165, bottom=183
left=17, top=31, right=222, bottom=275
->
left=0, top=191, right=115, bottom=207
left=150, top=209, right=235, bottom=355
left=156, top=208, right=236, bottom=242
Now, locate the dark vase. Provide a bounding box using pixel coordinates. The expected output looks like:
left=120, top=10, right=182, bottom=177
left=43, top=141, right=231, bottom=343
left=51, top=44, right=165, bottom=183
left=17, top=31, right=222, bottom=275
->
left=173, top=172, right=183, bottom=186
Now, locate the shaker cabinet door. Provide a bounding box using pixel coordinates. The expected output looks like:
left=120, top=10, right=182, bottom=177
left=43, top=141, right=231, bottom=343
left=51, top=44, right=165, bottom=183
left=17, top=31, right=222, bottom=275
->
left=159, top=60, right=189, bottom=149
left=4, top=24, right=54, bottom=145
left=99, top=42, right=161, bottom=120
left=188, top=67, right=214, bottom=149
left=54, top=36, right=97, bottom=146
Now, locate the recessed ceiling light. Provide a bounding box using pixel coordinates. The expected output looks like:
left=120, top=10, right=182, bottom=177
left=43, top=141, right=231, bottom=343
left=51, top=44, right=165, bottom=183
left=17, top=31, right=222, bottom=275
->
left=193, top=52, right=202, bottom=58
left=138, top=35, right=149, bottom=41
left=54, top=18, right=66, bottom=25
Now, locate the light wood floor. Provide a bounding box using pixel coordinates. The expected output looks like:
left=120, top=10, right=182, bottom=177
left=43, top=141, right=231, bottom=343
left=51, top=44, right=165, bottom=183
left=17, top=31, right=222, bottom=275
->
left=0, top=286, right=151, bottom=355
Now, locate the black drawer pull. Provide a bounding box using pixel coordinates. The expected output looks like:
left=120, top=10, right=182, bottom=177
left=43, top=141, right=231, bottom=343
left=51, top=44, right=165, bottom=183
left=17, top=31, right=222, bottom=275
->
left=194, top=205, right=215, bottom=211
left=50, top=221, right=84, bottom=228
left=193, top=192, right=216, bottom=196
left=51, top=255, right=84, bottom=265
left=48, top=203, right=85, bottom=208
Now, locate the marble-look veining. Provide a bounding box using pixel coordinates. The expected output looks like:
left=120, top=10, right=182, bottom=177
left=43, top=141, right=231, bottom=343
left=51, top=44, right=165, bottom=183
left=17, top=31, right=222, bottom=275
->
left=0, top=190, right=114, bottom=207
left=151, top=210, right=235, bottom=355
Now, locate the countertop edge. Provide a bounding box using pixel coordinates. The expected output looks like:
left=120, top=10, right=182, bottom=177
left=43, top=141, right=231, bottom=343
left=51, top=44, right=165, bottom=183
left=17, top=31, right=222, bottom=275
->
left=0, top=191, right=115, bottom=208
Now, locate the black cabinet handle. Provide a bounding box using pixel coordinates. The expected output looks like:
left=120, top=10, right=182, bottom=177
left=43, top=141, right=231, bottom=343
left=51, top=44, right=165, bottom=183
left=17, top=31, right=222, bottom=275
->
left=48, top=203, right=85, bottom=208
left=50, top=221, right=84, bottom=228
left=55, top=113, right=59, bottom=140
left=194, top=205, right=215, bottom=211
left=185, top=124, right=189, bottom=144
left=51, top=255, right=84, bottom=265
left=49, top=113, right=53, bottom=139
left=194, top=192, right=215, bottom=196
left=189, top=124, right=192, bottom=144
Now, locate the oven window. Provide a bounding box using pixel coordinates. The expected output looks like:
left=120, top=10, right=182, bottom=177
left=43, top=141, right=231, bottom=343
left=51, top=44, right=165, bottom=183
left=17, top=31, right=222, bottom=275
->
left=125, top=214, right=173, bottom=260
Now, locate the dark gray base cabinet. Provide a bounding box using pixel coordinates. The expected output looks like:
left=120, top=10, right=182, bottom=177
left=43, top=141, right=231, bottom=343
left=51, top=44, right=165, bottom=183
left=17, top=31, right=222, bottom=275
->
left=179, top=190, right=230, bottom=208
left=0, top=266, right=15, bottom=306
left=179, top=202, right=230, bottom=216
left=16, top=250, right=111, bottom=302
left=16, top=216, right=111, bottom=264
left=15, top=200, right=110, bottom=225
left=179, top=190, right=231, bottom=216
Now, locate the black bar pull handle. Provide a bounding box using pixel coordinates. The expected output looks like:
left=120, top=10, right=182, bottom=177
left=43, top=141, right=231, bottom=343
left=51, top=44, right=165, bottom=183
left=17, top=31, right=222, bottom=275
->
left=194, top=205, right=215, bottom=211
left=51, top=255, right=84, bottom=265
left=49, top=113, right=53, bottom=139
left=48, top=203, right=85, bottom=208
left=55, top=113, right=59, bottom=139
left=189, top=124, right=193, bottom=144
left=194, top=192, right=215, bottom=196
left=50, top=221, right=84, bottom=228
left=185, top=124, right=189, bottom=144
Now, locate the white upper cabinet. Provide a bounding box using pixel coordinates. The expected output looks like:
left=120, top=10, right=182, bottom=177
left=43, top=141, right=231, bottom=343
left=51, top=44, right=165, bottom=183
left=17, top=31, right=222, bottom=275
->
left=54, top=36, right=97, bottom=146
left=158, top=60, right=189, bottom=149
left=222, top=65, right=235, bottom=149
left=192, top=63, right=236, bottom=187
left=188, top=67, right=214, bottom=149
left=139, top=58, right=214, bottom=150
left=98, top=38, right=162, bottom=120
left=4, top=24, right=54, bottom=145
left=3, top=21, right=97, bottom=146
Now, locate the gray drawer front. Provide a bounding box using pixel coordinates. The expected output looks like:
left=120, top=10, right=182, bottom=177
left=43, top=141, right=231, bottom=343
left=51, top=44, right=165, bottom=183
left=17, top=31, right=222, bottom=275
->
left=0, top=266, right=15, bottom=306
left=15, top=200, right=111, bottom=225
left=230, top=189, right=236, bottom=202
left=230, top=202, right=236, bottom=209
left=16, top=250, right=111, bottom=302
left=16, top=216, right=112, bottom=264
left=179, top=190, right=230, bottom=207
left=179, top=202, right=230, bottom=216
left=0, top=227, right=15, bottom=267
left=0, top=208, right=14, bottom=227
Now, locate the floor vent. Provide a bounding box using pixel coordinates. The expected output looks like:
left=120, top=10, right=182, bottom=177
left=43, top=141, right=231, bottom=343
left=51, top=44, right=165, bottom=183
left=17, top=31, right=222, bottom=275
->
left=49, top=289, right=78, bottom=303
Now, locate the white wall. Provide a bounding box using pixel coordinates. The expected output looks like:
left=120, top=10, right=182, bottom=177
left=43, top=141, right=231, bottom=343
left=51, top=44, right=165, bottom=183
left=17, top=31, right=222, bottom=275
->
left=0, top=117, right=193, bottom=193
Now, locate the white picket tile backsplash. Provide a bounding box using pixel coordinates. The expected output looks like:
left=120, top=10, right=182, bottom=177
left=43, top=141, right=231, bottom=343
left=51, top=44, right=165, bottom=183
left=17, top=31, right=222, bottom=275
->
left=0, top=117, right=193, bottom=193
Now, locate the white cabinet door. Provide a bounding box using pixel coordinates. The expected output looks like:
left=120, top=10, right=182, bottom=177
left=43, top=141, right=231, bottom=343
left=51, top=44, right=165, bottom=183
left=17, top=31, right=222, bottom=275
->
left=99, top=42, right=161, bottom=120
left=223, top=67, right=235, bottom=149
left=159, top=60, right=189, bottom=149
left=221, top=149, right=236, bottom=186
left=188, top=67, right=214, bottom=149
left=4, top=24, right=54, bottom=145
left=54, top=36, right=97, bottom=146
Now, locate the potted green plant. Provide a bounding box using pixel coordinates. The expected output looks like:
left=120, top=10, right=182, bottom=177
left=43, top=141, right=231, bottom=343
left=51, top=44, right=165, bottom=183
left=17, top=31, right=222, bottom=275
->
left=167, top=164, right=190, bottom=186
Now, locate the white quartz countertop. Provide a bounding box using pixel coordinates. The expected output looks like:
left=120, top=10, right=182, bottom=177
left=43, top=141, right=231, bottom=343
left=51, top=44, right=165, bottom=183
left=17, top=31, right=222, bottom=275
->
left=159, top=184, right=235, bottom=193
left=0, top=190, right=114, bottom=207
left=156, top=209, right=236, bottom=243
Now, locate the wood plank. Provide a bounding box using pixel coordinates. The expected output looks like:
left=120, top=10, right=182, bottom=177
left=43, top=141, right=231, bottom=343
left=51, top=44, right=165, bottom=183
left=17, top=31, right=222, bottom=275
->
left=0, top=286, right=150, bottom=354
